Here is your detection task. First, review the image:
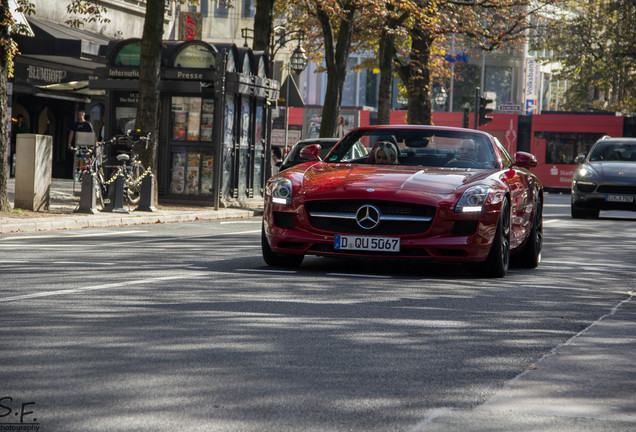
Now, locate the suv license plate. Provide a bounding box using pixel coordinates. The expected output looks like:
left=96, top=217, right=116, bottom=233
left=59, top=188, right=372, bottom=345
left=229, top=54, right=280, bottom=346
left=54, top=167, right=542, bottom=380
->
left=334, top=235, right=400, bottom=252
left=606, top=195, right=634, bottom=203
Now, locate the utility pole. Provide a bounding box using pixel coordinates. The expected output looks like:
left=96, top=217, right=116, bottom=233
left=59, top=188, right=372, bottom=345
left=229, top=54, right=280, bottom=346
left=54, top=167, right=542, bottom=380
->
left=474, top=88, right=480, bottom=129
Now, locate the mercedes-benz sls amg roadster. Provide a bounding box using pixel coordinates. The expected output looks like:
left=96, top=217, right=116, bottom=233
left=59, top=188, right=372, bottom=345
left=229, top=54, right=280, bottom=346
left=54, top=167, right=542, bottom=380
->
left=262, top=125, right=543, bottom=277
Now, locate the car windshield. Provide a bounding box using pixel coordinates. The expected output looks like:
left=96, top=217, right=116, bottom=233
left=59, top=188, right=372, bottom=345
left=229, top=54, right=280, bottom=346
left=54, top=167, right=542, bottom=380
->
left=588, top=142, right=636, bottom=162
left=325, top=129, right=498, bottom=168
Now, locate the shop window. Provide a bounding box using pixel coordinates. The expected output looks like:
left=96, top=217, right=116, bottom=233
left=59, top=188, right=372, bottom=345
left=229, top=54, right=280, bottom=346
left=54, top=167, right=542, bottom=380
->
left=242, top=0, right=255, bottom=18
left=214, top=1, right=229, bottom=17
left=170, top=146, right=214, bottom=195
left=171, top=96, right=214, bottom=142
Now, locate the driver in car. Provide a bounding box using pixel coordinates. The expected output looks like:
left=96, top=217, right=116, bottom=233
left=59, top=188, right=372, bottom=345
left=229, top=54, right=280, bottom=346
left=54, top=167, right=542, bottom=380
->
left=458, top=140, right=478, bottom=160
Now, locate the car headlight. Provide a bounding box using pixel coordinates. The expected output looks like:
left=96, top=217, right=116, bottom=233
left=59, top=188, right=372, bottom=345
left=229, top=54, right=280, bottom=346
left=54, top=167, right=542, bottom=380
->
left=575, top=165, right=596, bottom=179
left=268, top=177, right=293, bottom=205
left=455, top=185, right=492, bottom=213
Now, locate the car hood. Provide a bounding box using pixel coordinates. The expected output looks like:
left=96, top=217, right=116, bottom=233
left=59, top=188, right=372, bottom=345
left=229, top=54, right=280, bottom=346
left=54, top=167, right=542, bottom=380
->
left=299, top=164, right=491, bottom=195
left=590, top=161, right=636, bottom=181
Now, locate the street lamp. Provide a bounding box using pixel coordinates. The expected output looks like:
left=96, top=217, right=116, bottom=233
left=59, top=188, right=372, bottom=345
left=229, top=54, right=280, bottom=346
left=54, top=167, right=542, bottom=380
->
left=290, top=45, right=308, bottom=75
left=242, top=26, right=308, bottom=155
left=435, top=87, right=447, bottom=108
left=241, top=26, right=307, bottom=75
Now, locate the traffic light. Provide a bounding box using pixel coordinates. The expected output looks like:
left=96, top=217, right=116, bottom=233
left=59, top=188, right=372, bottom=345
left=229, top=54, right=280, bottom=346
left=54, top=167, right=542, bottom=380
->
left=478, top=96, right=494, bottom=126
left=462, top=102, right=470, bottom=128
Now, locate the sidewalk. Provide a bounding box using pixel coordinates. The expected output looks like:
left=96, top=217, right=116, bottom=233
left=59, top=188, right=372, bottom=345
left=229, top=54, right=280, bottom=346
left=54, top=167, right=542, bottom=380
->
left=1, top=178, right=261, bottom=234
left=415, top=295, right=636, bottom=431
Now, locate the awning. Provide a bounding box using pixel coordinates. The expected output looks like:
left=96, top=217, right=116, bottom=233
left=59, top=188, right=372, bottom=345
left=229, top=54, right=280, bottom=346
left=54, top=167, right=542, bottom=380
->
left=13, top=16, right=112, bottom=59
left=11, top=17, right=112, bottom=101
left=13, top=54, right=106, bottom=100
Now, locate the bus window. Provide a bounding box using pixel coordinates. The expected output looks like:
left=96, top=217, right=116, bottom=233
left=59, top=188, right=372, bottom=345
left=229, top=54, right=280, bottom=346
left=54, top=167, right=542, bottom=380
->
left=536, top=132, right=606, bottom=164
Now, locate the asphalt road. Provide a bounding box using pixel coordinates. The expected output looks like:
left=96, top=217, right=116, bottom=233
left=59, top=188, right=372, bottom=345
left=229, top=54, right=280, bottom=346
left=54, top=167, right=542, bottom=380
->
left=1, top=193, right=634, bottom=431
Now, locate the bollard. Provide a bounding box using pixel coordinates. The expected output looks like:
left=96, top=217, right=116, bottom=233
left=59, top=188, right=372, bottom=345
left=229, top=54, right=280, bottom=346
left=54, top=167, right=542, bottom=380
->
left=75, top=172, right=99, bottom=214
left=135, top=172, right=157, bottom=212
left=102, top=173, right=128, bottom=213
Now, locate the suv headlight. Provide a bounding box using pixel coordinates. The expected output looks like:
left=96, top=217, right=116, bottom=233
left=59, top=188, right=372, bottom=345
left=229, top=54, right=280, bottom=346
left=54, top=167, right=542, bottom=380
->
left=455, top=185, right=493, bottom=213
left=574, top=165, right=596, bottom=179
left=268, top=177, right=293, bottom=205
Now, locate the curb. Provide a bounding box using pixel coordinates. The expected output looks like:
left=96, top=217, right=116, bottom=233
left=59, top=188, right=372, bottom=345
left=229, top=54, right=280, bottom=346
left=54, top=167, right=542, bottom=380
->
left=0, top=209, right=259, bottom=234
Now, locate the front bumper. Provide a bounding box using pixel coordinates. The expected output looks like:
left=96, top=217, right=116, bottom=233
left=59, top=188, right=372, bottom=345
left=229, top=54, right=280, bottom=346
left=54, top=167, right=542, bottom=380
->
left=264, top=202, right=501, bottom=263
left=572, top=181, right=636, bottom=211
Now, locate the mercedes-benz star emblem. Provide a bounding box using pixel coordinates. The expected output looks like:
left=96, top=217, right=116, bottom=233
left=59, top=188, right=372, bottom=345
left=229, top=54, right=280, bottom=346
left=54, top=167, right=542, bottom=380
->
left=356, top=204, right=381, bottom=230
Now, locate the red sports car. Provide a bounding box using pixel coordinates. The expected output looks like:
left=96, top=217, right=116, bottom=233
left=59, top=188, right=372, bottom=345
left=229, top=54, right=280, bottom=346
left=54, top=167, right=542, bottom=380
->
left=262, top=125, right=543, bottom=277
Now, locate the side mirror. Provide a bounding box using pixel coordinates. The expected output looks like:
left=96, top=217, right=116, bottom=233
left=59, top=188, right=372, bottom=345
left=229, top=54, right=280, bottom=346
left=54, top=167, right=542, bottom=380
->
left=299, top=144, right=322, bottom=161
left=514, top=151, right=537, bottom=168
left=575, top=154, right=586, bottom=164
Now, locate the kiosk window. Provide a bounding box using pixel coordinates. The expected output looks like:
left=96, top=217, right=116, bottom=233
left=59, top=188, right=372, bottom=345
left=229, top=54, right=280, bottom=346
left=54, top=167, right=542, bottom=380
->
left=170, top=146, right=214, bottom=195
left=171, top=96, right=214, bottom=142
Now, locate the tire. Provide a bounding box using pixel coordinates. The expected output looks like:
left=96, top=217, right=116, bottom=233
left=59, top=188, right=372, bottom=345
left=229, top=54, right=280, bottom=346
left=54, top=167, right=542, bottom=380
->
left=513, top=198, right=542, bottom=268
left=95, top=168, right=107, bottom=208
left=473, top=197, right=510, bottom=278
left=261, top=225, right=304, bottom=267
left=125, top=162, right=144, bottom=205
left=571, top=203, right=599, bottom=219
left=79, top=169, right=105, bottom=209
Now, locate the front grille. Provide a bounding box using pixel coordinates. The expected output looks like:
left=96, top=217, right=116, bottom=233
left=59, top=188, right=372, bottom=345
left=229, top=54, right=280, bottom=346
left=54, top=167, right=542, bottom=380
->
left=452, top=220, right=478, bottom=236
left=597, top=185, right=636, bottom=194
left=575, top=183, right=596, bottom=193
left=305, top=200, right=435, bottom=235
left=273, top=211, right=295, bottom=228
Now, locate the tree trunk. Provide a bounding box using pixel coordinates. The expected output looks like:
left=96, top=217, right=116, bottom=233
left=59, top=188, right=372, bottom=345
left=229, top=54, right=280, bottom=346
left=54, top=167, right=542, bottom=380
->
left=317, top=1, right=356, bottom=138
left=377, top=29, right=395, bottom=125
left=398, top=24, right=433, bottom=125
left=253, top=0, right=275, bottom=51
left=0, top=0, right=11, bottom=211
left=135, top=0, right=165, bottom=200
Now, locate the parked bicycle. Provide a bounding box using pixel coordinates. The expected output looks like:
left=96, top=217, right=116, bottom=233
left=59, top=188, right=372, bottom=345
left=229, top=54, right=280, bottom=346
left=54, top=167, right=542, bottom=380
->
left=73, top=142, right=109, bottom=208
left=109, top=130, right=150, bottom=206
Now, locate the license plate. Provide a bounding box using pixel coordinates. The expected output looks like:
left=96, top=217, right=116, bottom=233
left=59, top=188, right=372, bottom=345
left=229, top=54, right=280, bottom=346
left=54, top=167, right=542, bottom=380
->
left=334, top=235, right=400, bottom=252
left=606, top=195, right=634, bottom=203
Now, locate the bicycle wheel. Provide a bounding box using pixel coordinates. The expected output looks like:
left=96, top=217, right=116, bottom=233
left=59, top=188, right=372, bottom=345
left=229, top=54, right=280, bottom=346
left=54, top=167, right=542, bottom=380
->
left=95, top=167, right=108, bottom=208
left=125, top=161, right=145, bottom=205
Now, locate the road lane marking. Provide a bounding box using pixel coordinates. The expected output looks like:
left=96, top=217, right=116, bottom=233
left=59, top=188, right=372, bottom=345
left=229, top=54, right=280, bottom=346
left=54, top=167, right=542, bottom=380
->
left=240, top=268, right=298, bottom=274
left=69, top=230, right=148, bottom=237
left=326, top=273, right=393, bottom=279
left=543, top=260, right=634, bottom=270
left=0, top=274, right=205, bottom=303
left=224, top=229, right=261, bottom=235
left=0, top=230, right=147, bottom=241
left=522, top=284, right=589, bottom=292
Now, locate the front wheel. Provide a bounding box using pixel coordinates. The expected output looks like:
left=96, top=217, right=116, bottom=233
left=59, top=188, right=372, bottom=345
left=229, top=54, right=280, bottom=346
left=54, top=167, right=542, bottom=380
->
left=261, top=225, right=304, bottom=267
left=473, top=197, right=510, bottom=278
left=125, top=162, right=145, bottom=205
left=571, top=202, right=599, bottom=219
left=513, top=198, right=542, bottom=268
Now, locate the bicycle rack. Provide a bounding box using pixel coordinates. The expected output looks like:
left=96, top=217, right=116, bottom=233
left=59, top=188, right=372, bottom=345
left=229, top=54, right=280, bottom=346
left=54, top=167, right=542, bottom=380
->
left=102, top=173, right=129, bottom=213
left=75, top=172, right=99, bottom=214
left=135, top=172, right=157, bottom=212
